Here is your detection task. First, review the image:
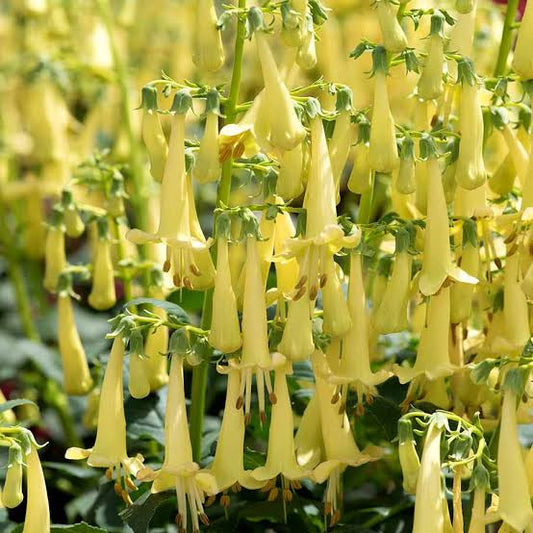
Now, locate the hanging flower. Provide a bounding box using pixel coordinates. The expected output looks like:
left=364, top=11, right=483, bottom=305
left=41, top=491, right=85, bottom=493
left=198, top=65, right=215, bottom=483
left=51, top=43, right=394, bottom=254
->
left=398, top=420, right=420, bottom=495
left=66, top=334, right=143, bottom=504
left=2, top=444, right=24, bottom=508
left=193, top=89, right=221, bottom=184
left=140, top=85, right=168, bottom=182
left=88, top=218, right=117, bottom=311
left=57, top=275, right=93, bottom=396
left=497, top=386, right=533, bottom=531
left=127, top=91, right=215, bottom=290
left=374, top=0, right=408, bottom=53
left=296, top=15, right=317, bottom=71
left=193, top=0, right=225, bottom=72
left=417, top=12, right=445, bottom=101
left=325, top=252, right=391, bottom=412
left=512, top=0, right=533, bottom=79
left=206, top=364, right=265, bottom=500
left=137, top=354, right=217, bottom=530
left=22, top=446, right=50, bottom=533
left=277, top=143, right=304, bottom=200
left=43, top=207, right=66, bottom=293
left=412, top=422, right=444, bottom=533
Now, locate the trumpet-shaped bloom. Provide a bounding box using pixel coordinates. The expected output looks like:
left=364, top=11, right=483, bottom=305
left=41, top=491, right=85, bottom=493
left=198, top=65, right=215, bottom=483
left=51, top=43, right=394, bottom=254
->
left=193, top=0, right=225, bottom=72
left=294, top=393, right=323, bottom=471
left=88, top=237, right=117, bottom=311
left=512, top=0, right=533, bottom=79
left=347, top=142, right=372, bottom=194
left=497, top=389, right=533, bottom=531
left=207, top=364, right=265, bottom=494
left=66, top=335, right=143, bottom=500
left=209, top=237, right=242, bottom=354
left=2, top=447, right=23, bottom=508
left=138, top=354, right=217, bottom=530
left=412, top=423, right=444, bottom=533
left=417, top=26, right=444, bottom=100
left=272, top=210, right=299, bottom=296
left=252, top=354, right=309, bottom=483
left=394, top=287, right=455, bottom=384
left=57, top=293, right=93, bottom=395
left=193, top=111, right=221, bottom=184
left=321, top=254, right=351, bottom=337
left=43, top=226, right=66, bottom=292
left=141, top=90, right=168, bottom=182
left=22, top=447, right=50, bottom=533
left=127, top=109, right=215, bottom=290
left=375, top=0, right=408, bottom=53
left=255, top=31, right=306, bottom=151
left=277, top=143, right=304, bottom=200
left=398, top=421, right=420, bottom=495
left=326, top=253, right=391, bottom=408
left=329, top=110, right=353, bottom=203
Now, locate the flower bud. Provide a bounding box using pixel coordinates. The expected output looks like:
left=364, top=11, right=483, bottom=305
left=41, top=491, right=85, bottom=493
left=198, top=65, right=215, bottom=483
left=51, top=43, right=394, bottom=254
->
left=128, top=330, right=150, bottom=399
left=193, top=111, right=221, bottom=184
left=2, top=447, right=23, bottom=508
left=22, top=447, right=50, bottom=533
left=398, top=420, right=420, bottom=495
left=58, top=293, right=94, bottom=395
left=141, top=87, right=168, bottom=182
left=193, top=0, right=225, bottom=72
left=417, top=34, right=444, bottom=100
left=64, top=206, right=85, bottom=238
left=278, top=294, right=315, bottom=362
left=296, top=18, right=317, bottom=71
left=88, top=234, right=116, bottom=311
left=347, top=142, right=372, bottom=194
left=396, top=139, right=416, bottom=195
left=43, top=225, right=66, bottom=292
left=512, top=0, right=533, bottom=80
left=321, top=255, right=351, bottom=337
left=375, top=0, right=408, bottom=53
left=209, top=238, right=242, bottom=354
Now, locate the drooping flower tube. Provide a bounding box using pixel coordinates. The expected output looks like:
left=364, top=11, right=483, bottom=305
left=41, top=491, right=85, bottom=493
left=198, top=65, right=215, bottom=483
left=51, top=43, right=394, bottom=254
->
left=368, top=46, right=399, bottom=174
left=398, top=419, right=420, bottom=495
left=512, top=0, right=533, bottom=80
left=88, top=217, right=117, bottom=311
left=66, top=334, right=143, bottom=503
left=43, top=206, right=66, bottom=293
left=373, top=228, right=412, bottom=334
left=127, top=91, right=215, bottom=290
left=325, top=252, right=391, bottom=412
left=311, top=352, right=383, bottom=526
left=193, top=0, right=225, bottom=72
left=57, top=274, right=94, bottom=396
left=347, top=117, right=372, bottom=194
left=2, top=444, right=24, bottom=508
left=61, top=190, right=85, bottom=238
left=396, top=136, right=416, bottom=194
left=140, top=85, right=168, bottom=182
left=412, top=422, right=444, bottom=533
left=206, top=364, right=265, bottom=500
left=252, top=11, right=306, bottom=151
left=329, top=87, right=354, bottom=204
left=276, top=143, right=304, bottom=200
left=454, top=59, right=487, bottom=190
left=497, top=385, right=533, bottom=531
left=375, top=0, right=408, bottom=53
left=417, top=11, right=446, bottom=101
left=22, top=446, right=50, bottom=533
left=137, top=354, right=217, bottom=530
left=450, top=219, right=480, bottom=324
left=192, top=89, right=221, bottom=184
left=234, top=234, right=275, bottom=423
left=208, top=231, right=242, bottom=354
left=394, top=286, right=455, bottom=385
left=272, top=210, right=299, bottom=297
left=251, top=353, right=310, bottom=496
left=280, top=0, right=307, bottom=48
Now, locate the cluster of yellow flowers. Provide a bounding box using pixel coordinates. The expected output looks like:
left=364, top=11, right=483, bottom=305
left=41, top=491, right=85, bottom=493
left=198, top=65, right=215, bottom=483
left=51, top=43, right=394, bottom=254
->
left=4, top=0, right=533, bottom=531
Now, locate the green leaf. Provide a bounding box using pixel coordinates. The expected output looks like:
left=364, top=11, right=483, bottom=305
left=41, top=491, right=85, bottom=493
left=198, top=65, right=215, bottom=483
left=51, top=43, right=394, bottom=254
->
left=123, top=298, right=190, bottom=323
left=0, top=399, right=36, bottom=415
left=119, top=491, right=170, bottom=533
left=125, top=389, right=166, bottom=445
left=470, top=360, right=493, bottom=385
left=51, top=523, right=107, bottom=533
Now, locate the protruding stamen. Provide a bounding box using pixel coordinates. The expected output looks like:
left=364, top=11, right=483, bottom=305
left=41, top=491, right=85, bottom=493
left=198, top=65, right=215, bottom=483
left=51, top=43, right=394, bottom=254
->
left=293, top=285, right=306, bottom=301
left=267, top=488, right=279, bottom=501
left=183, top=276, right=193, bottom=290
left=220, top=494, right=230, bottom=507
left=232, top=141, right=245, bottom=159
left=320, top=273, right=328, bottom=288
left=190, top=263, right=201, bottom=277
left=235, top=395, right=244, bottom=410
left=173, top=273, right=182, bottom=287
left=309, top=285, right=318, bottom=301
left=295, top=275, right=307, bottom=290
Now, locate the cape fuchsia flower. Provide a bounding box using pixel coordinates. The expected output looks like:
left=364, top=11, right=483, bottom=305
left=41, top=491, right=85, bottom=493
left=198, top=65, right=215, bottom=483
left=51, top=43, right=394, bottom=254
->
left=22, top=447, right=50, bottom=533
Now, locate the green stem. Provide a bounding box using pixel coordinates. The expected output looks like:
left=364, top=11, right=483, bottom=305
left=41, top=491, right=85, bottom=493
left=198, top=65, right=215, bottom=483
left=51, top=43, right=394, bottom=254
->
left=0, top=200, right=40, bottom=342
left=494, top=0, right=520, bottom=77
left=189, top=8, right=254, bottom=452
left=97, top=0, right=149, bottom=244
left=189, top=0, right=247, bottom=463
left=357, top=172, right=376, bottom=224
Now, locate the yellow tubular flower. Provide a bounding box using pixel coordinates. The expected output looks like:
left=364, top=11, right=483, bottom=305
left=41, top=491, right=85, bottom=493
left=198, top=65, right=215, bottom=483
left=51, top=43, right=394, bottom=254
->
left=141, top=86, right=168, bottom=182
left=394, top=287, right=455, bottom=384
left=296, top=21, right=317, bottom=71
left=209, top=237, right=242, bottom=354
left=22, top=447, right=50, bottom=533
left=277, top=144, right=304, bottom=200
left=294, top=393, right=323, bottom=471
left=88, top=234, right=116, bottom=311
left=252, top=354, right=309, bottom=483
left=66, top=335, right=143, bottom=490
left=373, top=233, right=412, bottom=334
left=398, top=420, right=420, bottom=495
left=207, top=364, right=265, bottom=493
left=501, top=124, right=528, bottom=187
left=369, top=63, right=399, bottom=173
left=281, top=0, right=307, bottom=47
left=497, top=388, right=533, bottom=531
left=450, top=220, right=480, bottom=324
left=0, top=390, right=16, bottom=425
left=417, top=13, right=445, bottom=101
left=329, top=108, right=353, bottom=204
left=64, top=206, right=85, bottom=239
left=128, top=352, right=151, bottom=400
left=375, top=0, right=408, bottom=53
left=25, top=182, right=46, bottom=259
left=521, top=129, right=533, bottom=209
left=455, top=74, right=487, bottom=190
left=347, top=143, right=372, bottom=194
left=512, top=0, right=533, bottom=79
left=43, top=223, right=66, bottom=293
left=326, top=253, right=391, bottom=409
left=193, top=96, right=221, bottom=184
left=141, top=354, right=217, bottom=530
left=255, top=30, right=306, bottom=151
left=57, top=292, right=93, bottom=396
left=2, top=448, right=23, bottom=508
left=320, top=254, right=351, bottom=337
left=273, top=211, right=299, bottom=296
left=412, top=423, right=444, bottom=533
left=468, top=488, right=487, bottom=533
left=193, top=0, right=225, bottom=72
